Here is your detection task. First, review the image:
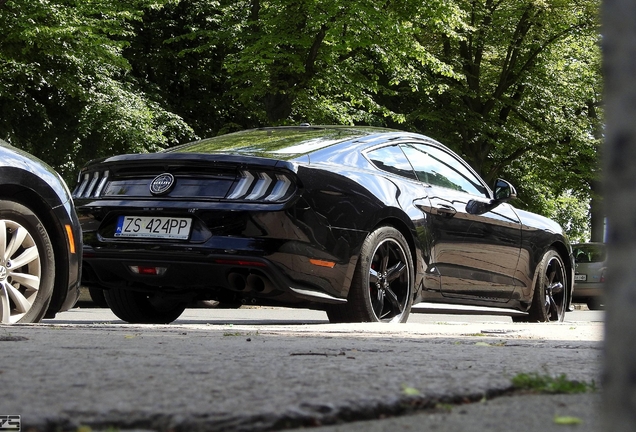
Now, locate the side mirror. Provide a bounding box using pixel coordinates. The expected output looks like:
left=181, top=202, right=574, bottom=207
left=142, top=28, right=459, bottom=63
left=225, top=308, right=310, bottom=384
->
left=493, top=179, right=517, bottom=202
left=466, top=179, right=517, bottom=215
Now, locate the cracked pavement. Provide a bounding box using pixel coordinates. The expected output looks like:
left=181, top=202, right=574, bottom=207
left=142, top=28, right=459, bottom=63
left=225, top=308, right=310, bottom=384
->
left=0, top=307, right=603, bottom=431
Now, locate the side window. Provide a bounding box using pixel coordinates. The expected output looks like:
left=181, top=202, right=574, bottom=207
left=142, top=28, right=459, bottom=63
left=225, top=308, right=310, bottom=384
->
left=400, top=143, right=489, bottom=198
left=366, top=145, right=418, bottom=180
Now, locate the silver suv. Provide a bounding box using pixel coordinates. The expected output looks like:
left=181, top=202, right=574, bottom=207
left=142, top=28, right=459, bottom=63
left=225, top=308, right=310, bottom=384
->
left=572, top=242, right=606, bottom=310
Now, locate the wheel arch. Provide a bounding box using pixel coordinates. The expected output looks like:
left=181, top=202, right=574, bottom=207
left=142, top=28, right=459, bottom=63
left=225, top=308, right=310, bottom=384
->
left=550, top=240, right=574, bottom=307
left=371, top=217, right=417, bottom=266
left=368, top=215, right=422, bottom=301
left=526, top=240, right=574, bottom=315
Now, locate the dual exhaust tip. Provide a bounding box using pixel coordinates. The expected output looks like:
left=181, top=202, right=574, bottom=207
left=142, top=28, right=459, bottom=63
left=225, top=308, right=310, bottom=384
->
left=227, top=272, right=274, bottom=294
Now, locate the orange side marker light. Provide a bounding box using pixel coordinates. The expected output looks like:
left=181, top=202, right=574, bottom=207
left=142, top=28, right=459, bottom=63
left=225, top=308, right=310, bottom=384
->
left=309, top=259, right=336, bottom=268
left=65, top=225, right=76, bottom=254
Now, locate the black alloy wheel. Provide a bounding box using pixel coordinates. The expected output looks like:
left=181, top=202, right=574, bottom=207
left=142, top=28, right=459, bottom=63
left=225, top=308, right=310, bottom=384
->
left=104, top=288, right=188, bottom=324
left=526, top=249, right=568, bottom=322
left=327, top=226, right=413, bottom=323
left=0, top=200, right=56, bottom=324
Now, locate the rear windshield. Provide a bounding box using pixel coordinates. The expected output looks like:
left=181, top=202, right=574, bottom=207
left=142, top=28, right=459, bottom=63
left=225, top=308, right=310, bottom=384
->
left=573, top=244, right=606, bottom=263
left=166, top=127, right=383, bottom=158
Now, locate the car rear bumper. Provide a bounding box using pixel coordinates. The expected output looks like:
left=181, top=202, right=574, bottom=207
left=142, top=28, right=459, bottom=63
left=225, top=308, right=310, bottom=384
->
left=81, top=240, right=358, bottom=306
left=572, top=282, right=603, bottom=299
left=77, top=198, right=371, bottom=306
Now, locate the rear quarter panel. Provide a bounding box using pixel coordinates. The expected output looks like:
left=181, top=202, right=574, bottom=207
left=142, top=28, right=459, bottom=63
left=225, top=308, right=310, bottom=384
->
left=296, top=162, right=428, bottom=300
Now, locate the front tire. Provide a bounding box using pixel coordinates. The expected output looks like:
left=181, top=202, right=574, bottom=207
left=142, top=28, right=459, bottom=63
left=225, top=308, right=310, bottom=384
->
left=327, top=226, right=413, bottom=323
left=104, top=288, right=187, bottom=324
left=0, top=200, right=55, bottom=324
left=525, top=249, right=568, bottom=322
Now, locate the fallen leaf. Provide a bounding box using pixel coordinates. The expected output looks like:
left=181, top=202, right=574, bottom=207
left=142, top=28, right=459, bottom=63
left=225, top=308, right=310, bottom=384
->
left=402, top=385, right=420, bottom=396
left=554, top=415, right=583, bottom=425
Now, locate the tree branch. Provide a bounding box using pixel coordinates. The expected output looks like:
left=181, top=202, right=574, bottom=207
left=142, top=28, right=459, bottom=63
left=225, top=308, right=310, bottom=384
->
left=485, top=8, right=592, bottom=116
left=515, top=22, right=589, bottom=80
left=461, top=0, right=499, bottom=114
left=305, top=24, right=328, bottom=78
left=487, top=145, right=532, bottom=180
left=486, top=4, right=535, bottom=112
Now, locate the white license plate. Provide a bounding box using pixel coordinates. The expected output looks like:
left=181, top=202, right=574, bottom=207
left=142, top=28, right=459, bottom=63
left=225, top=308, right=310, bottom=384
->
left=115, top=216, right=192, bottom=240
left=575, top=274, right=587, bottom=281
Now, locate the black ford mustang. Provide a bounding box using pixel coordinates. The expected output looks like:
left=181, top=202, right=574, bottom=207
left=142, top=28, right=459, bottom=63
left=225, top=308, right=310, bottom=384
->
left=73, top=126, right=573, bottom=324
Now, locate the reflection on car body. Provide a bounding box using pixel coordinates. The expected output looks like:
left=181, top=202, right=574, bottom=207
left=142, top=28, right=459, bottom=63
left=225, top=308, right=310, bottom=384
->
left=73, top=126, right=573, bottom=324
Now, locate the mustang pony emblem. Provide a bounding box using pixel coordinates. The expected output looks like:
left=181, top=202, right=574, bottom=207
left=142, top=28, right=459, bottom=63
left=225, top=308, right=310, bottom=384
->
left=149, top=173, right=175, bottom=195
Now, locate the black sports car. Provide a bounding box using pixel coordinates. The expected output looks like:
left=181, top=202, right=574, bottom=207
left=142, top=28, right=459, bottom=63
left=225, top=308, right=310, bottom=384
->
left=0, top=139, right=82, bottom=323
left=73, top=125, right=573, bottom=324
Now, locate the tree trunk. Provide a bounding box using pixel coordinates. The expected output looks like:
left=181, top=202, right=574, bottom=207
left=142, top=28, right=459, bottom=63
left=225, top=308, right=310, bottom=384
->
left=589, top=179, right=604, bottom=242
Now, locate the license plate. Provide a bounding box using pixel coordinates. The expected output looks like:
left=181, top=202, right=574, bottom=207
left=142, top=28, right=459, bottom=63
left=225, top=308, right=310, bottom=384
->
left=575, top=274, right=587, bottom=281
left=115, top=216, right=192, bottom=240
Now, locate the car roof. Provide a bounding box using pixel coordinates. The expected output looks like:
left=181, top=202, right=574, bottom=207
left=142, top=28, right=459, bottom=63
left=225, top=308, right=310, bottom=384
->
left=165, top=125, right=401, bottom=159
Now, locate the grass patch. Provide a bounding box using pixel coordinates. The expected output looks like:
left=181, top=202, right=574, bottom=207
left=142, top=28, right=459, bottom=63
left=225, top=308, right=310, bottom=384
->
left=511, top=373, right=596, bottom=394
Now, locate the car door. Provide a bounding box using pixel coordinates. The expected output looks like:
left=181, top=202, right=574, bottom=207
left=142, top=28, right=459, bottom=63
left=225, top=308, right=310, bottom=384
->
left=400, top=141, right=522, bottom=302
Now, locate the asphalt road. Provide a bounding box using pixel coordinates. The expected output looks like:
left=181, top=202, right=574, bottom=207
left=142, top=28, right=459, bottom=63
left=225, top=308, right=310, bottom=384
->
left=1, top=305, right=604, bottom=432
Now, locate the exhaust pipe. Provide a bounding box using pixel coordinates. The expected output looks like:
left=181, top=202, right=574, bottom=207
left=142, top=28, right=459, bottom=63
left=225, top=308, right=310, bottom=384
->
left=227, top=272, right=247, bottom=291
left=246, top=274, right=274, bottom=294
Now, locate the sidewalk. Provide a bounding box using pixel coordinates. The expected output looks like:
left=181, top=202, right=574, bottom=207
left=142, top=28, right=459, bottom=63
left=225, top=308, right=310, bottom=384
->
left=0, top=308, right=603, bottom=431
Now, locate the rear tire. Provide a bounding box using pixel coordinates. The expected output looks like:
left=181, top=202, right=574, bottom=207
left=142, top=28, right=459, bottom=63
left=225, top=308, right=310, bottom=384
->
left=88, top=286, right=108, bottom=308
left=327, top=226, right=413, bottom=323
left=104, top=288, right=187, bottom=324
left=0, top=200, right=55, bottom=324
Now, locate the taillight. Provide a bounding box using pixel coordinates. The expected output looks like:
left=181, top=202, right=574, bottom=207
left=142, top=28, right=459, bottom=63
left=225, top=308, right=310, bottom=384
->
left=226, top=170, right=294, bottom=202
left=129, top=266, right=167, bottom=275
left=73, top=170, right=109, bottom=199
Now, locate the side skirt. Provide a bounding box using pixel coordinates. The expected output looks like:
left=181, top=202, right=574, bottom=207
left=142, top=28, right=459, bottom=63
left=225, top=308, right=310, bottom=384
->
left=412, top=302, right=528, bottom=317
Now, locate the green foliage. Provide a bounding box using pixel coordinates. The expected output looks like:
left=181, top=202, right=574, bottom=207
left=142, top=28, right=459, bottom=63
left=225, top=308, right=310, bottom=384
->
left=511, top=372, right=596, bottom=394
left=0, top=0, right=195, bottom=182
left=126, top=0, right=466, bottom=131
left=505, top=168, right=592, bottom=241
left=0, top=0, right=602, bottom=235
left=404, top=0, right=601, bottom=173
left=546, top=192, right=592, bottom=243
left=393, top=0, right=602, bottom=238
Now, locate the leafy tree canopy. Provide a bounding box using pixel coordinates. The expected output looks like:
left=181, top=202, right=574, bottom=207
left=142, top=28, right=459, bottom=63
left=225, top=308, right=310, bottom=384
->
left=0, top=0, right=602, bottom=239
left=0, top=0, right=196, bottom=181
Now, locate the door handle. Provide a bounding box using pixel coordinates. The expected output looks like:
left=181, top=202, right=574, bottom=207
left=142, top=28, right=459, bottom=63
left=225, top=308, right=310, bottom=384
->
left=434, top=205, right=457, bottom=218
